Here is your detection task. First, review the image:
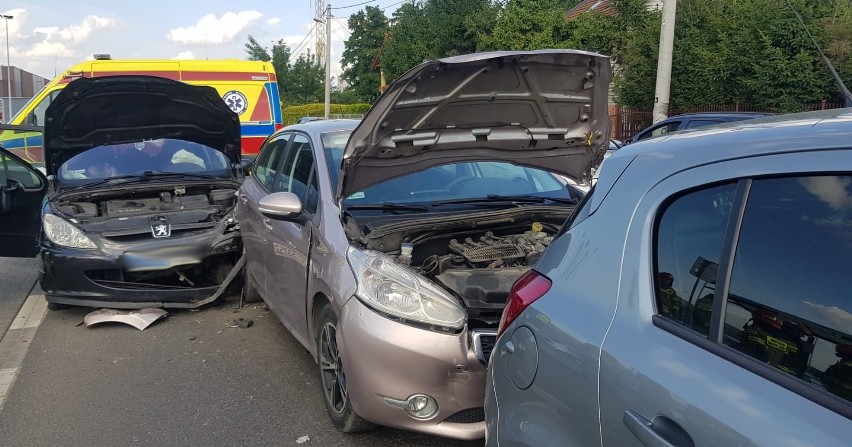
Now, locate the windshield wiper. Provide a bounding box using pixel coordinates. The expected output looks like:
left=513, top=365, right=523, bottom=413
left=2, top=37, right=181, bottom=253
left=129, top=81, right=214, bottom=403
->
left=345, top=202, right=429, bottom=212
left=62, top=171, right=223, bottom=194
left=431, top=194, right=577, bottom=206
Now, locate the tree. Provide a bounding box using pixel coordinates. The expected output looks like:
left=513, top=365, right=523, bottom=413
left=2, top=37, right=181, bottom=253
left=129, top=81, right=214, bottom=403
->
left=282, top=52, right=325, bottom=104
left=270, top=40, right=292, bottom=98
left=244, top=35, right=271, bottom=62
left=341, top=6, right=389, bottom=103
left=382, top=0, right=492, bottom=81
left=480, top=0, right=571, bottom=50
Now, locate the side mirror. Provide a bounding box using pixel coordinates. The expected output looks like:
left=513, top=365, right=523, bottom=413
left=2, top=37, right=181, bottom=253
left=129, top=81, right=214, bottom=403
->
left=258, top=192, right=303, bottom=220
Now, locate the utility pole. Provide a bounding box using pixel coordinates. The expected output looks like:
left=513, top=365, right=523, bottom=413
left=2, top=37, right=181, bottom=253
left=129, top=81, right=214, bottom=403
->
left=652, top=0, right=676, bottom=124
left=324, top=3, right=331, bottom=119
left=1, top=14, right=12, bottom=123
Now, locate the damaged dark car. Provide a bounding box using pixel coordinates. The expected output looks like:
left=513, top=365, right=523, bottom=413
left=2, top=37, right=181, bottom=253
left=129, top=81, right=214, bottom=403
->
left=0, top=75, right=245, bottom=309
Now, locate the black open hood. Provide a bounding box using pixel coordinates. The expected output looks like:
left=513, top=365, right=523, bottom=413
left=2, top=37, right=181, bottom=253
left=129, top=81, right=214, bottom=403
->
left=337, top=49, right=612, bottom=199
left=44, top=75, right=241, bottom=175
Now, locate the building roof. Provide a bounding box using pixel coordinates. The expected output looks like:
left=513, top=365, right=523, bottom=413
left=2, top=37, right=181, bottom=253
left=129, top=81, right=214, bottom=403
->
left=566, top=0, right=619, bottom=19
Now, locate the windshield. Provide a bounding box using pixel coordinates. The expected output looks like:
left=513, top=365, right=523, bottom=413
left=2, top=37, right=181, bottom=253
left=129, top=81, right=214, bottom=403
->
left=322, top=131, right=571, bottom=205
left=58, top=138, right=230, bottom=181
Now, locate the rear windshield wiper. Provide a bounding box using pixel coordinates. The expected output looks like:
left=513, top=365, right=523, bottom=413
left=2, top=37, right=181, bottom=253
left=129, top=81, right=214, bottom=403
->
left=345, top=202, right=429, bottom=212
left=431, top=194, right=577, bottom=206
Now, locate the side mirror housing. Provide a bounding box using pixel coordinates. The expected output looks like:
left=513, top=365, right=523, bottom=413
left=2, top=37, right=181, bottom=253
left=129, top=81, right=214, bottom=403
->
left=258, top=192, right=303, bottom=221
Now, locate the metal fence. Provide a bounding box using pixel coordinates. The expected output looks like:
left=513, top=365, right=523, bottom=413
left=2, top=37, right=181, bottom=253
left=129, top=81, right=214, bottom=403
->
left=610, top=101, right=847, bottom=141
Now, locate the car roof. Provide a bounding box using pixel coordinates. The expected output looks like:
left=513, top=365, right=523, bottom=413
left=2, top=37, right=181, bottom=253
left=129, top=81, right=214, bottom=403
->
left=664, top=111, right=774, bottom=120
left=592, top=108, right=852, bottom=212
left=279, top=118, right=360, bottom=136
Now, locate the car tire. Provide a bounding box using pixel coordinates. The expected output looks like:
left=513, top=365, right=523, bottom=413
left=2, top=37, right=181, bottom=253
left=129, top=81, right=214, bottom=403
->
left=47, top=302, right=69, bottom=311
left=315, top=305, right=375, bottom=433
left=241, top=270, right=262, bottom=304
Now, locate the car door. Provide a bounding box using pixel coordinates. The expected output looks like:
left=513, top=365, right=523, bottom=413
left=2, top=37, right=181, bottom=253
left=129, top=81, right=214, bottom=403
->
left=599, top=150, right=851, bottom=446
left=263, top=133, right=317, bottom=347
left=237, top=133, right=291, bottom=302
left=0, top=140, right=47, bottom=258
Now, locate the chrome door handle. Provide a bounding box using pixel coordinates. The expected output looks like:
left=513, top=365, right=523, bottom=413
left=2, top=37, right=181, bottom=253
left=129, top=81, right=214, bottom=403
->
left=262, top=218, right=274, bottom=231
left=623, top=411, right=693, bottom=447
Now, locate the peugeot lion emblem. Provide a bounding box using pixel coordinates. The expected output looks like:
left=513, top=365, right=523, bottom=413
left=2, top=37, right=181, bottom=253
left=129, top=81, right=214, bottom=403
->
left=151, top=217, right=171, bottom=238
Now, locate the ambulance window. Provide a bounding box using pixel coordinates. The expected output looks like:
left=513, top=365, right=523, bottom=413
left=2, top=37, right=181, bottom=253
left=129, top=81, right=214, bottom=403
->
left=30, top=91, right=60, bottom=127
left=724, top=175, right=852, bottom=403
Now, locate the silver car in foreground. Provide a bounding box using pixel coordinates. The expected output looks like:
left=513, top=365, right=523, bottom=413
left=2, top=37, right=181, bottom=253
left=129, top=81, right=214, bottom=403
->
left=236, top=50, right=608, bottom=439
left=486, top=109, right=852, bottom=446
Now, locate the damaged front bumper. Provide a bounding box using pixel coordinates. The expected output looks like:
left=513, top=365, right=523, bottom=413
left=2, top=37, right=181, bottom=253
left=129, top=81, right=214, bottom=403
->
left=39, top=228, right=244, bottom=309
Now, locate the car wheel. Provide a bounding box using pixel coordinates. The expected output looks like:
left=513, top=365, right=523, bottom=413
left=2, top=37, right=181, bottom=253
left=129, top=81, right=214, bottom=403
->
left=240, top=270, right=262, bottom=304
left=47, top=302, right=69, bottom=311
left=316, top=305, right=375, bottom=433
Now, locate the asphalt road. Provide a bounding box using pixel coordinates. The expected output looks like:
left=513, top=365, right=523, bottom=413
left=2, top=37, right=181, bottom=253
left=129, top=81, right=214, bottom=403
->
left=0, top=294, right=483, bottom=447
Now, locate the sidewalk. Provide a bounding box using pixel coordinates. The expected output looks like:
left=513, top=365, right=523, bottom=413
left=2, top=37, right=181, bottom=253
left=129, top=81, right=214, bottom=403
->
left=0, top=258, right=38, bottom=339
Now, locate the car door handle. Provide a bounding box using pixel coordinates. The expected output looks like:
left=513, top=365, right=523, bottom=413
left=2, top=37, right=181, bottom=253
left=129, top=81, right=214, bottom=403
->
left=623, top=411, right=694, bottom=447
left=239, top=192, right=248, bottom=204
left=262, top=218, right=274, bottom=231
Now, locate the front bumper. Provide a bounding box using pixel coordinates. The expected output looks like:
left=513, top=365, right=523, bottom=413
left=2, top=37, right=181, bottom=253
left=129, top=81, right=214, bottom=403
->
left=338, top=297, right=489, bottom=440
left=39, top=230, right=242, bottom=309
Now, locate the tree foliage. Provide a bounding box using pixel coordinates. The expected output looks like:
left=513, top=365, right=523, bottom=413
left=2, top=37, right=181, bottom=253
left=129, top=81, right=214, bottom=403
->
left=283, top=52, right=325, bottom=105
left=341, top=6, right=390, bottom=103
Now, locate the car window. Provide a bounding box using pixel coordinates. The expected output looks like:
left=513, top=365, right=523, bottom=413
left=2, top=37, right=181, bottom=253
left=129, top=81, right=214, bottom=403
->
left=638, top=121, right=681, bottom=141
left=254, top=135, right=289, bottom=191
left=723, top=176, right=852, bottom=403
left=275, top=134, right=317, bottom=213
left=1, top=151, right=42, bottom=189
left=683, top=119, right=725, bottom=129
left=29, top=91, right=60, bottom=127
left=58, top=139, right=229, bottom=180
left=655, top=183, right=737, bottom=330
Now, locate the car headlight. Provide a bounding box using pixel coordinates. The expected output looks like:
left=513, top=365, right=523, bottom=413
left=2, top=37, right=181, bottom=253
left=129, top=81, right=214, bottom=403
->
left=43, top=214, right=97, bottom=249
left=347, top=246, right=466, bottom=332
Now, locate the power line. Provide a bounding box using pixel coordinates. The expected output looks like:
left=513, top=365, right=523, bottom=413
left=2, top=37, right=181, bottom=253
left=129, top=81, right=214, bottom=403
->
left=380, top=0, right=407, bottom=10
left=291, top=23, right=318, bottom=56
left=331, top=0, right=378, bottom=10
left=332, top=16, right=351, bottom=35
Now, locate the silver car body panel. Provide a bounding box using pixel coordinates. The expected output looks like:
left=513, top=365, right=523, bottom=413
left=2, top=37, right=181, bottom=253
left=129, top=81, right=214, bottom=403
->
left=486, top=108, right=852, bottom=446
left=339, top=50, right=612, bottom=197
left=83, top=308, right=168, bottom=330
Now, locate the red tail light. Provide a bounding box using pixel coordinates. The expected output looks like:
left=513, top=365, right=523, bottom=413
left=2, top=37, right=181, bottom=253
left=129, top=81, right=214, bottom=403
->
left=497, top=270, right=552, bottom=338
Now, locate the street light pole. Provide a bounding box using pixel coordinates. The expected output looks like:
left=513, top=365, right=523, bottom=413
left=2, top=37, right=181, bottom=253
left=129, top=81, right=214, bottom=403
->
left=1, top=14, right=12, bottom=123
left=324, top=3, right=331, bottom=119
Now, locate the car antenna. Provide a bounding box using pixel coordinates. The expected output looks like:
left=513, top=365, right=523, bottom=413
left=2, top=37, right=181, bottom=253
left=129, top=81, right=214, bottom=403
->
left=784, top=0, right=852, bottom=107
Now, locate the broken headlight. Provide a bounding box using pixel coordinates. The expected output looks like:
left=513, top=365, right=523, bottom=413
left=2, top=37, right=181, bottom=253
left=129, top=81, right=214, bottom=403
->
left=347, top=246, right=466, bottom=332
left=43, top=214, right=97, bottom=249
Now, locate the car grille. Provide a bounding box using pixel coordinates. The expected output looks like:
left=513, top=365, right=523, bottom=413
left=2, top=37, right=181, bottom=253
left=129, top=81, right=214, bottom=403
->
left=472, top=330, right=498, bottom=365
left=444, top=407, right=485, bottom=424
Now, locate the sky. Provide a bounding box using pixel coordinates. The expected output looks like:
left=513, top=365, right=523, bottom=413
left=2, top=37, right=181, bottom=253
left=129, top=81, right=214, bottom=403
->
left=1, top=0, right=405, bottom=81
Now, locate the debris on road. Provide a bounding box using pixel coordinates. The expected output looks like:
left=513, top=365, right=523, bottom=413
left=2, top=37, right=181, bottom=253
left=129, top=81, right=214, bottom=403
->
left=296, top=435, right=310, bottom=443
left=83, top=308, right=168, bottom=330
left=226, top=318, right=253, bottom=329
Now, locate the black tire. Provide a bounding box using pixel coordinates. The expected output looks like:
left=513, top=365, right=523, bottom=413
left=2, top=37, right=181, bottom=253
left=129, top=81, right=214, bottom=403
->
left=47, top=302, right=69, bottom=311
left=315, top=305, right=375, bottom=433
left=241, top=270, right=263, bottom=304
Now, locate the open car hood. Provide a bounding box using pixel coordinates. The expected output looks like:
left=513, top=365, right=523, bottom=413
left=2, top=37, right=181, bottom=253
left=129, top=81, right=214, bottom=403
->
left=337, top=50, right=612, bottom=199
left=44, top=75, right=241, bottom=175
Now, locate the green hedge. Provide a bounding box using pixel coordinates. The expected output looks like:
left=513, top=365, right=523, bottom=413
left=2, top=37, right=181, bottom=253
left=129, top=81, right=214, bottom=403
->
left=281, top=103, right=372, bottom=125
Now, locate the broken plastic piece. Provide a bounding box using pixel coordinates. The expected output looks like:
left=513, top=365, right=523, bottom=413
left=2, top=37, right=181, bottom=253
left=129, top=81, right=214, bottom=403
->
left=84, top=308, right=168, bottom=330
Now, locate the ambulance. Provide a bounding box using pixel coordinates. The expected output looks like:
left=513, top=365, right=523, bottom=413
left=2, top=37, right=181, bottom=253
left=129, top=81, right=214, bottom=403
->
left=1, top=55, right=282, bottom=166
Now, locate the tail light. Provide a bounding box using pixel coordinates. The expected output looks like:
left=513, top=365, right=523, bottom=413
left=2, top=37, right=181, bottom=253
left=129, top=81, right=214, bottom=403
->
left=497, top=270, right=552, bottom=338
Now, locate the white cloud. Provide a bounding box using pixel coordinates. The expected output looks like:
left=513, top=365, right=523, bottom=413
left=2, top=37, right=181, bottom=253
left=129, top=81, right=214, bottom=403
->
left=802, top=301, right=852, bottom=333
left=799, top=176, right=852, bottom=210
left=16, top=14, right=116, bottom=61
left=171, top=50, right=196, bottom=60
left=167, top=11, right=262, bottom=45
left=0, top=8, right=28, bottom=42
left=26, top=41, right=73, bottom=58
left=266, top=17, right=281, bottom=26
